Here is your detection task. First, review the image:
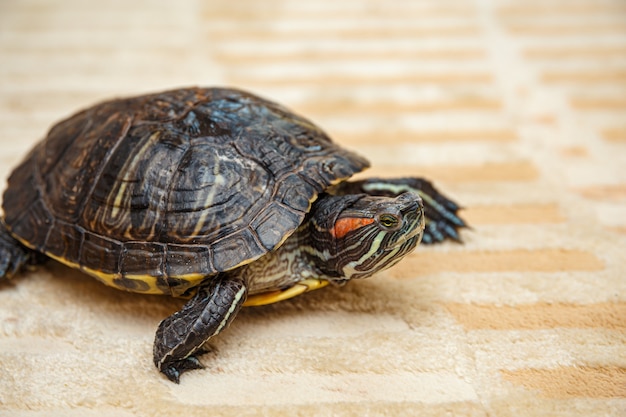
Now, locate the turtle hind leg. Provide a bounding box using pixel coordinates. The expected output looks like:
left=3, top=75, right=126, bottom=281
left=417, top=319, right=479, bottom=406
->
left=153, top=274, right=247, bottom=383
left=0, top=222, right=42, bottom=280
left=331, top=177, right=468, bottom=244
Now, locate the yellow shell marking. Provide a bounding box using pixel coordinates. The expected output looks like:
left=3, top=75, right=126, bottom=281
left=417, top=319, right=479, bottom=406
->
left=14, top=235, right=202, bottom=295
left=243, top=278, right=329, bottom=306
left=44, top=251, right=170, bottom=294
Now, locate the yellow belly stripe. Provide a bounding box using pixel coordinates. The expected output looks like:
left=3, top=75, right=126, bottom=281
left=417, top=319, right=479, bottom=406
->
left=244, top=278, right=329, bottom=306
left=14, top=235, right=200, bottom=295
left=44, top=250, right=169, bottom=294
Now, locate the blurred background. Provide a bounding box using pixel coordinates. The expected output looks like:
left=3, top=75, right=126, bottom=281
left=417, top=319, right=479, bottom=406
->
left=1, top=0, right=625, bottom=415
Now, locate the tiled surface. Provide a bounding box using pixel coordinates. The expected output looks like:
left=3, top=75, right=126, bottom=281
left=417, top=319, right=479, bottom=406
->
left=1, top=1, right=625, bottom=415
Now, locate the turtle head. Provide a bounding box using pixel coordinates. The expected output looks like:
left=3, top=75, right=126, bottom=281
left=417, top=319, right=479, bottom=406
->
left=307, top=192, right=424, bottom=281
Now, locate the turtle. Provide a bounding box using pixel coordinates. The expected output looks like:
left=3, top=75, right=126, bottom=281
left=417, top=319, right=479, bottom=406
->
left=0, top=87, right=466, bottom=383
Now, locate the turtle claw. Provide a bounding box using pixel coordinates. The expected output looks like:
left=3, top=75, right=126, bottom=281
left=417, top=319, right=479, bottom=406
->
left=161, top=356, right=204, bottom=384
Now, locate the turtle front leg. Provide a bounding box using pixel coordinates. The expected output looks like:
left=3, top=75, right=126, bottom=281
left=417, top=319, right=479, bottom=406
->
left=0, top=222, right=43, bottom=280
left=331, top=177, right=468, bottom=244
left=153, top=274, right=247, bottom=383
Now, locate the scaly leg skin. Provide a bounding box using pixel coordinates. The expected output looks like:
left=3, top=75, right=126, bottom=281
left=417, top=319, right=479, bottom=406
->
left=153, top=274, right=248, bottom=383
left=331, top=177, right=468, bottom=244
left=0, top=221, right=41, bottom=280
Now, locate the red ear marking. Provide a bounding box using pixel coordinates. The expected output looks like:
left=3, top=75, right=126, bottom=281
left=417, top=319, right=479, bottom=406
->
left=331, top=217, right=375, bottom=239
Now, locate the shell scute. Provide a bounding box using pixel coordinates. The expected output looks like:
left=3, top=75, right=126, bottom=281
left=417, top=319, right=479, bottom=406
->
left=211, top=228, right=265, bottom=272
left=45, top=221, right=83, bottom=265
left=165, top=244, right=213, bottom=278
left=250, top=202, right=303, bottom=251
left=120, top=242, right=166, bottom=279
left=9, top=198, right=53, bottom=252
left=275, top=173, right=318, bottom=213
left=80, top=232, right=122, bottom=276
left=42, top=113, right=132, bottom=223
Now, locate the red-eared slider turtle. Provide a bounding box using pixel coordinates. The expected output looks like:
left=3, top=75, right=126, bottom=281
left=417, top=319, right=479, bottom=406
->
left=0, top=87, right=466, bottom=382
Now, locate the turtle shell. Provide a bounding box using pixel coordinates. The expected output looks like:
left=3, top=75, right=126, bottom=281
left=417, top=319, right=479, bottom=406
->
left=2, top=87, right=369, bottom=296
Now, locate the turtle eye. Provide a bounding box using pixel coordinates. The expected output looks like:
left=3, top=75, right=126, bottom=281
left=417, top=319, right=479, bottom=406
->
left=378, top=213, right=400, bottom=230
